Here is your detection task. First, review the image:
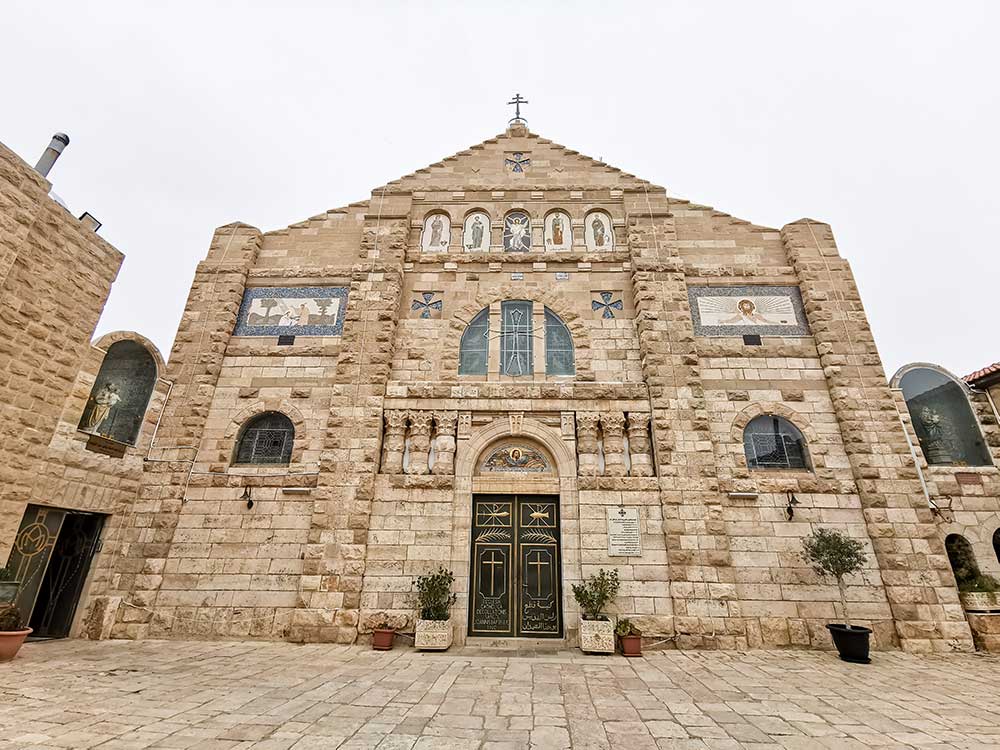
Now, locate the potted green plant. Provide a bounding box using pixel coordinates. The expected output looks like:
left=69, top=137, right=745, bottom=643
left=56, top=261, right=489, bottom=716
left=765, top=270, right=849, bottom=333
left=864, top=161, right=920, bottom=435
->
left=0, top=607, right=31, bottom=662
left=414, top=566, right=457, bottom=651
left=0, top=565, right=19, bottom=606
left=371, top=615, right=396, bottom=651
left=572, top=568, right=620, bottom=654
left=615, top=617, right=642, bottom=657
left=802, top=528, right=870, bottom=663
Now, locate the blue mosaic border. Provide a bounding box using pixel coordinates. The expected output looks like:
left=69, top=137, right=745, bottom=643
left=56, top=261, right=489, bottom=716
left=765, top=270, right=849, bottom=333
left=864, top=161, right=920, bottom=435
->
left=687, top=285, right=809, bottom=337
left=233, top=286, right=349, bottom=337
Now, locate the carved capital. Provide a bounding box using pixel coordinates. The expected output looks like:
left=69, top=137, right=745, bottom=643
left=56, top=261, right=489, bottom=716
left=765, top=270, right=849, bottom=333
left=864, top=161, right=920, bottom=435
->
left=576, top=412, right=601, bottom=437
left=407, top=411, right=434, bottom=437
left=433, top=410, right=458, bottom=436
left=599, top=412, right=626, bottom=439
left=385, top=410, right=408, bottom=435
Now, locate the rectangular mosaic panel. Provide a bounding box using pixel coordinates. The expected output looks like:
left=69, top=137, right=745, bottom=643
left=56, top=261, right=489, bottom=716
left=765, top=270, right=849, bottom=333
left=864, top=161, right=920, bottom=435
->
left=233, top=286, right=349, bottom=337
left=687, top=285, right=809, bottom=337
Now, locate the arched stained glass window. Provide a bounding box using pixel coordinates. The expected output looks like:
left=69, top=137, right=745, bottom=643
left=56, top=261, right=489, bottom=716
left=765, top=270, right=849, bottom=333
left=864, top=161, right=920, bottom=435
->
left=500, top=300, right=533, bottom=376
left=458, top=308, right=489, bottom=375
left=899, top=367, right=991, bottom=467
left=233, top=412, right=294, bottom=465
left=544, top=307, right=574, bottom=376
left=743, top=415, right=809, bottom=470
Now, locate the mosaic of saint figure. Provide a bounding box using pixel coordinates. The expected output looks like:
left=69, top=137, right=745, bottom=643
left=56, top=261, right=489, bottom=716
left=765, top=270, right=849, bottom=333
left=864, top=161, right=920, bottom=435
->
left=421, top=214, right=450, bottom=251
left=720, top=299, right=777, bottom=325
left=504, top=212, right=531, bottom=252
left=81, top=382, right=121, bottom=433
left=430, top=215, right=444, bottom=246
left=552, top=215, right=564, bottom=245
left=482, top=445, right=548, bottom=472
left=465, top=215, right=486, bottom=250
left=592, top=216, right=607, bottom=247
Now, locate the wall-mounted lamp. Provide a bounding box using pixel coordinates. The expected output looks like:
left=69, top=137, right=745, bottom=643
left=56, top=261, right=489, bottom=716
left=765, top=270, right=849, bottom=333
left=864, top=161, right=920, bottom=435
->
left=786, top=491, right=800, bottom=521
left=929, top=496, right=954, bottom=522
left=242, top=486, right=254, bottom=510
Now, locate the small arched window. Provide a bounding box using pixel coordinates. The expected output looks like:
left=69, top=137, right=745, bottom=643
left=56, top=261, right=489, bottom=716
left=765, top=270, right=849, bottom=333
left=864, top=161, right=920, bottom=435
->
left=544, top=307, right=574, bottom=376
left=234, top=412, right=294, bottom=466
left=744, top=415, right=809, bottom=469
left=458, top=307, right=489, bottom=375
left=899, top=367, right=991, bottom=467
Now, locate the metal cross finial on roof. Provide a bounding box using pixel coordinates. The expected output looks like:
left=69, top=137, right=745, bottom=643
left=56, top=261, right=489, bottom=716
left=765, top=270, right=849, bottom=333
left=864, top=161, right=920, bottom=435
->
left=507, top=93, right=528, bottom=125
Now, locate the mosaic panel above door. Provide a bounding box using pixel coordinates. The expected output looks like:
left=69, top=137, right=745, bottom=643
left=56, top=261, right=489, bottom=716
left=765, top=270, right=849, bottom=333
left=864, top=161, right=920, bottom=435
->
left=234, top=286, right=349, bottom=337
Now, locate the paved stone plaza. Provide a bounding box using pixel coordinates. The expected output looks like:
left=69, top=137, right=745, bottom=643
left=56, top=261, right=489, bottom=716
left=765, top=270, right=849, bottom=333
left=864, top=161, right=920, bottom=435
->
left=2, top=641, right=1000, bottom=749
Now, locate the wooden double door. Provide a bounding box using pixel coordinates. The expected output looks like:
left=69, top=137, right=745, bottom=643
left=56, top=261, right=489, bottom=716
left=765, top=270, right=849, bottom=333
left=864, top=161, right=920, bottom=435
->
left=468, top=494, right=563, bottom=638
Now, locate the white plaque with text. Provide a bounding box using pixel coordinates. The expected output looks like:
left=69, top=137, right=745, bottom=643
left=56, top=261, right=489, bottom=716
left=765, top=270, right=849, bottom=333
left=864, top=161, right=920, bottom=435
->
left=606, top=507, right=642, bottom=557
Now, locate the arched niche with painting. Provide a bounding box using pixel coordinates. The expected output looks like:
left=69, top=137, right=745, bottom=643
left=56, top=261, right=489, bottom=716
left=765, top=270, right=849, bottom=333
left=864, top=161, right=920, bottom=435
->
left=78, top=340, right=157, bottom=446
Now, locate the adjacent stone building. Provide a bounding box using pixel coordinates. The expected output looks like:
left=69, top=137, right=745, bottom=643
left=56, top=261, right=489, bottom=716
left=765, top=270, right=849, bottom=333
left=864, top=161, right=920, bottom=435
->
left=0, top=138, right=167, bottom=639
left=4, top=120, right=994, bottom=653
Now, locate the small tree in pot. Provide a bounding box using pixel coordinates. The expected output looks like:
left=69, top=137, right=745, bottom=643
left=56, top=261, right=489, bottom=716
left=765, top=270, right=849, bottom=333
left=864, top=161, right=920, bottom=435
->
left=802, top=528, right=870, bottom=663
left=414, top=567, right=457, bottom=651
left=0, top=607, right=31, bottom=662
left=572, top=568, right=620, bottom=653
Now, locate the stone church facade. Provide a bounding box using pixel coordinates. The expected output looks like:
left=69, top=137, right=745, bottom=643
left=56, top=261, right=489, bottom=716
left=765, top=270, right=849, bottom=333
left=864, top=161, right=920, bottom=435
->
left=4, top=122, right=996, bottom=652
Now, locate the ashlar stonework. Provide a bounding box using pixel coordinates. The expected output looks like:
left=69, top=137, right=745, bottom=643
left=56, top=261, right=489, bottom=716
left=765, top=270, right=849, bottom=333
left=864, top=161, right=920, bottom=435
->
left=3, top=123, right=993, bottom=654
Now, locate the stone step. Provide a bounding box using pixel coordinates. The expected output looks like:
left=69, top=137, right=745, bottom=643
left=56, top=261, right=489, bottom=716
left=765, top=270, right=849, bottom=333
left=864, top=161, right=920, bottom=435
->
left=463, top=636, right=568, bottom=653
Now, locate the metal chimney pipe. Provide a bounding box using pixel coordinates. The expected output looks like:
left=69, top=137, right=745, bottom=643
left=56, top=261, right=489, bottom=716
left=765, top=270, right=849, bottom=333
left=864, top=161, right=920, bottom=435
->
left=35, top=133, right=70, bottom=178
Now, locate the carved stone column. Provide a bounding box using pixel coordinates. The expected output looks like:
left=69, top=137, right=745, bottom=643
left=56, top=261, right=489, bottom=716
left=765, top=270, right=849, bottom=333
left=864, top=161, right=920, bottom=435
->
left=381, top=410, right=408, bottom=474
left=600, top=412, right=627, bottom=477
left=627, top=412, right=654, bottom=477
left=406, top=411, right=433, bottom=475
left=431, top=411, right=457, bottom=475
left=576, top=412, right=601, bottom=476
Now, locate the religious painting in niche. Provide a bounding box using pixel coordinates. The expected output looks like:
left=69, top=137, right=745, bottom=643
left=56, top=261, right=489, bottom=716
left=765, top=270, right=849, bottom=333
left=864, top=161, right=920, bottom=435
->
left=234, top=286, right=349, bottom=337
left=899, top=367, right=992, bottom=467
left=78, top=340, right=157, bottom=446
left=420, top=213, right=451, bottom=252
left=687, top=285, right=809, bottom=337
left=503, top=211, right=532, bottom=252
left=479, top=444, right=551, bottom=473
left=463, top=211, right=490, bottom=252
left=584, top=211, right=614, bottom=251
left=544, top=211, right=572, bottom=251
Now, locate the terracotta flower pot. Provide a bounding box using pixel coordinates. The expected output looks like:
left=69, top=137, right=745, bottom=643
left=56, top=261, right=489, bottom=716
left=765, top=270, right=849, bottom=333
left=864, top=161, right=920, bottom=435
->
left=372, top=628, right=396, bottom=651
left=0, top=628, right=32, bottom=662
left=619, top=634, right=642, bottom=657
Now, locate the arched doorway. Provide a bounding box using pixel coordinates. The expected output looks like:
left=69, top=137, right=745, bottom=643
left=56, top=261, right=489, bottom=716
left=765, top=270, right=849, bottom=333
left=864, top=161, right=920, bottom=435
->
left=468, top=441, right=563, bottom=638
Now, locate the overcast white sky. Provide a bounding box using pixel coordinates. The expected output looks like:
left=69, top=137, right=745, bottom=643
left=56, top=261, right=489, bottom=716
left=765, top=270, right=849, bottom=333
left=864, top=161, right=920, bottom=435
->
left=3, top=1, right=998, bottom=378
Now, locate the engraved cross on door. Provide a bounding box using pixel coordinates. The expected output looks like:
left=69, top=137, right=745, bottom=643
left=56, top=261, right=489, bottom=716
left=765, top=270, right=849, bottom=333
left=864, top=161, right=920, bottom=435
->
left=469, top=495, right=562, bottom=638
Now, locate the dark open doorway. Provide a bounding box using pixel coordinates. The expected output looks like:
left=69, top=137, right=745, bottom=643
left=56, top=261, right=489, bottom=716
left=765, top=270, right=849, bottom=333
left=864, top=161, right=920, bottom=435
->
left=6, top=505, right=105, bottom=639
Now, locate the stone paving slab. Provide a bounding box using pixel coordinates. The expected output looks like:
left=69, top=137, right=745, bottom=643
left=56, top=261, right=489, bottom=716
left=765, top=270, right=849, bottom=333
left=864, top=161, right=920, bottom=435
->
left=1, top=640, right=999, bottom=749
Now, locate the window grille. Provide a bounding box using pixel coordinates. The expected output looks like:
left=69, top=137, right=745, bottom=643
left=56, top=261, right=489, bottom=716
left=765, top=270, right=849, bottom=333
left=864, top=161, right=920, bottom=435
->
left=744, top=415, right=809, bottom=470
left=234, top=412, right=294, bottom=465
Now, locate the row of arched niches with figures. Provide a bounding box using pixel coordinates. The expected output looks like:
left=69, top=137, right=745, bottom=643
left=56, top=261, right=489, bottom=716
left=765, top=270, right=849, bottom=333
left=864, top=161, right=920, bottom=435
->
left=418, top=208, right=618, bottom=253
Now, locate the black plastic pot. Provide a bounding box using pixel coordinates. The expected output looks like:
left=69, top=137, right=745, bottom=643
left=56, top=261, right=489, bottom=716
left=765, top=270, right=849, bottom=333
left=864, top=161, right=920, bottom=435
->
left=827, top=623, right=871, bottom=663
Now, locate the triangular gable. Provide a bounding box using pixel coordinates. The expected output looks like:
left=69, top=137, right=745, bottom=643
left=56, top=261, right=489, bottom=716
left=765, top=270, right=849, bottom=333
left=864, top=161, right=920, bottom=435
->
left=372, top=125, right=662, bottom=193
